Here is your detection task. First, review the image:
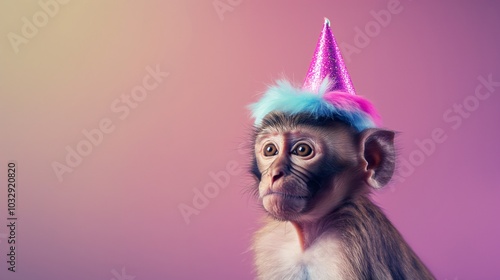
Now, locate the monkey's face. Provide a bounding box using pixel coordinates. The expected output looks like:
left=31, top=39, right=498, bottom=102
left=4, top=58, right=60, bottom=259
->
left=252, top=113, right=362, bottom=221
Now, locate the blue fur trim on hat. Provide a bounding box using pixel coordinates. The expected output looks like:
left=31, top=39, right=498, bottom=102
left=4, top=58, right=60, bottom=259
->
left=248, top=79, right=378, bottom=132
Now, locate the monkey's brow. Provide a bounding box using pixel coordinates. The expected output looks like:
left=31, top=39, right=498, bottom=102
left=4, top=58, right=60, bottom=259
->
left=255, top=130, right=319, bottom=144
left=255, top=131, right=274, bottom=143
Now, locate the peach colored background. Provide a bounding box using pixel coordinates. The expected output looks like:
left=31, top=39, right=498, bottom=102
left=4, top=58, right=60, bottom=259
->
left=0, top=1, right=499, bottom=279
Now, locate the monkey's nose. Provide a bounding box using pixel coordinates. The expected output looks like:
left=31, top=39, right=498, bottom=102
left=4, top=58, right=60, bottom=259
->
left=271, top=169, right=285, bottom=185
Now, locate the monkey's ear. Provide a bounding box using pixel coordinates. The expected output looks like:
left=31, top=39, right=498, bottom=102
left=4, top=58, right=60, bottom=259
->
left=359, top=129, right=396, bottom=189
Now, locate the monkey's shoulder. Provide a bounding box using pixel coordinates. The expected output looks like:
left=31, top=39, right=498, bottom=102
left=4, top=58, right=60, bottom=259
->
left=328, top=199, right=436, bottom=279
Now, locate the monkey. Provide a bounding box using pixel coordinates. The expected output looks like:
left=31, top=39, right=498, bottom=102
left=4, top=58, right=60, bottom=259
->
left=248, top=112, right=434, bottom=280
left=247, top=18, right=434, bottom=279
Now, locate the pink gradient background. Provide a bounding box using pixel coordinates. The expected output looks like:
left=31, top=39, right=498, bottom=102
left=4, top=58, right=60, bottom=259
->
left=0, top=1, right=499, bottom=279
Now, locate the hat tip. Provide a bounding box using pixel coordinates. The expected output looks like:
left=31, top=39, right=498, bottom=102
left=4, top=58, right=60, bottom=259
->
left=324, top=17, right=330, bottom=27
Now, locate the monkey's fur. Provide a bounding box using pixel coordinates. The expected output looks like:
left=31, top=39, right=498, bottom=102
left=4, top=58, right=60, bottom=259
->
left=250, top=112, right=434, bottom=280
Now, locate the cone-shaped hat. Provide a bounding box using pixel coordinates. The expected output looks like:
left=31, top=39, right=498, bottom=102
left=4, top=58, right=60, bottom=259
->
left=302, top=18, right=355, bottom=94
left=249, top=18, right=381, bottom=131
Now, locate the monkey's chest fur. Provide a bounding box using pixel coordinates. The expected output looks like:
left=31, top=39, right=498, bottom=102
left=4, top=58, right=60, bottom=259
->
left=254, top=221, right=345, bottom=280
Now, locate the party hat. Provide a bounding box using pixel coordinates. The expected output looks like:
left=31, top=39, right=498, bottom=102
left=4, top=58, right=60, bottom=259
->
left=303, top=18, right=355, bottom=94
left=249, top=18, right=381, bottom=131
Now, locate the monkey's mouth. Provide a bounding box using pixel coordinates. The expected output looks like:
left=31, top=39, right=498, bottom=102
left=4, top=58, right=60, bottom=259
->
left=262, top=191, right=309, bottom=220
left=263, top=191, right=309, bottom=200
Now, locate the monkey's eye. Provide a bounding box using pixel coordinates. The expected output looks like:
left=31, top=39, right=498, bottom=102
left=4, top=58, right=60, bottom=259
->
left=293, top=143, right=313, bottom=157
left=263, top=143, right=278, bottom=157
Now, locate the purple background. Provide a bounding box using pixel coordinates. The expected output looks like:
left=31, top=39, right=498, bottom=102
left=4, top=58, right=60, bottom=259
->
left=0, top=1, right=499, bottom=279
